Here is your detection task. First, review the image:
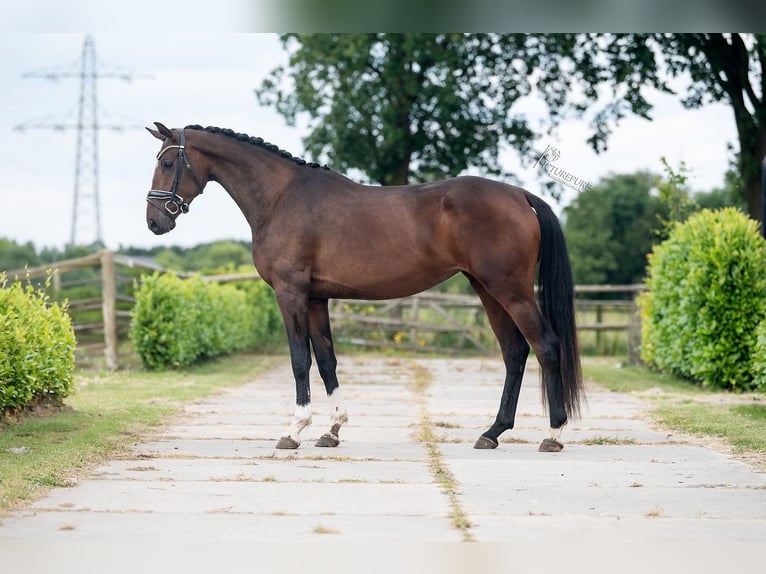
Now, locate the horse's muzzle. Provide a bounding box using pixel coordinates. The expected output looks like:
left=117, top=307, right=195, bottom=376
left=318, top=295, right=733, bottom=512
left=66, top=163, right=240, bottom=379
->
left=148, top=215, right=175, bottom=235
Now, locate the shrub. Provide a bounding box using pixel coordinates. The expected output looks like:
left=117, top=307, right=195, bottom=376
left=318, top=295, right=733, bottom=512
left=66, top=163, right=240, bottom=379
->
left=130, top=273, right=282, bottom=369
left=752, top=319, right=766, bottom=393
left=230, top=278, right=284, bottom=349
left=639, top=208, right=766, bottom=391
left=0, top=275, right=76, bottom=413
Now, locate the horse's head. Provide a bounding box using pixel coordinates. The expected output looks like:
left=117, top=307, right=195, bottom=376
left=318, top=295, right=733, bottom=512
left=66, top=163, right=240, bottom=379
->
left=145, top=122, right=208, bottom=235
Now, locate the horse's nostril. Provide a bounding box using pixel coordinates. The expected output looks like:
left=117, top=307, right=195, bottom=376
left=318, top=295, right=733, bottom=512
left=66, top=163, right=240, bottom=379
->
left=149, top=218, right=158, bottom=231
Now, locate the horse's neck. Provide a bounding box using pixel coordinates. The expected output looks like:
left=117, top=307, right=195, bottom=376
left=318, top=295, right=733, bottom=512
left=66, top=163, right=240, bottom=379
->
left=208, top=144, right=295, bottom=229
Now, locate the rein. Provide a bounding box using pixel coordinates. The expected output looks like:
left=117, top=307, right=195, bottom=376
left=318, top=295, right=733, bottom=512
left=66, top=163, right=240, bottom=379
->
left=146, top=128, right=205, bottom=217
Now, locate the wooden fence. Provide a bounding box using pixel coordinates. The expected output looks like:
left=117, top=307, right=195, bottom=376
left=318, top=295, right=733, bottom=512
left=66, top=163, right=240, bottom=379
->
left=7, top=251, right=645, bottom=369
left=329, top=284, right=645, bottom=362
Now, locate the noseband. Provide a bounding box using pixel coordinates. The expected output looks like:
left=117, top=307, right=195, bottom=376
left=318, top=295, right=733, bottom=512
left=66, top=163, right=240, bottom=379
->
left=147, top=128, right=205, bottom=217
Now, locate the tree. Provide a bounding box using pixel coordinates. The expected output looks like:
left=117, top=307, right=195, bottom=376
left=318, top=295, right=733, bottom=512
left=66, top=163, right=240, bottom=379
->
left=257, top=34, right=560, bottom=186
left=694, top=150, right=749, bottom=214
left=0, top=238, right=41, bottom=272
left=122, top=241, right=253, bottom=273
left=661, top=34, right=764, bottom=221
left=563, top=172, right=664, bottom=285
left=559, top=34, right=764, bottom=220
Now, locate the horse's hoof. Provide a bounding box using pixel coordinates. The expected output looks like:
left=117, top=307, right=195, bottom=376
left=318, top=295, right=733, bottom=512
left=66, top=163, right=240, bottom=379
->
left=315, top=433, right=340, bottom=448
left=473, top=435, right=499, bottom=449
left=538, top=438, right=564, bottom=452
left=276, top=436, right=300, bottom=450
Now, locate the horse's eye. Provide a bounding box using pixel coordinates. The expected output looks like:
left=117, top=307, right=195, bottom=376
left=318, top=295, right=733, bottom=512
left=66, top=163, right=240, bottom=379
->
left=162, top=160, right=173, bottom=169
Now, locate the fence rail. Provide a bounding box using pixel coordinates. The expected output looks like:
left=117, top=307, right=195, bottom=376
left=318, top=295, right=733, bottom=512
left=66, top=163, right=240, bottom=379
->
left=329, top=285, right=645, bottom=361
left=6, top=251, right=646, bottom=369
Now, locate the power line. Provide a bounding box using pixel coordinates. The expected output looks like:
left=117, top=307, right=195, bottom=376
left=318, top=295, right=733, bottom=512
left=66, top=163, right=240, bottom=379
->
left=14, top=35, right=149, bottom=247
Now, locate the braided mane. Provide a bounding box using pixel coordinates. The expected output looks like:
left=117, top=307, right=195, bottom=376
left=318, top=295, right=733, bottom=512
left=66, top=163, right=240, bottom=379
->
left=184, top=124, right=329, bottom=170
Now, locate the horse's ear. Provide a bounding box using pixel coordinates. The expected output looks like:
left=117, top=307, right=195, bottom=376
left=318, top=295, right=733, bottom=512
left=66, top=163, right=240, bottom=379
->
left=147, top=122, right=174, bottom=141
left=146, top=126, right=163, bottom=140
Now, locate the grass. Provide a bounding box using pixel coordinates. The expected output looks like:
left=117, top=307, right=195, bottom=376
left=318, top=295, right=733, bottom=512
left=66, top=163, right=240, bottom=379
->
left=582, top=357, right=766, bottom=460
left=653, top=402, right=766, bottom=455
left=582, top=357, right=702, bottom=395
left=0, top=352, right=281, bottom=517
left=410, top=362, right=474, bottom=542
left=578, top=436, right=637, bottom=446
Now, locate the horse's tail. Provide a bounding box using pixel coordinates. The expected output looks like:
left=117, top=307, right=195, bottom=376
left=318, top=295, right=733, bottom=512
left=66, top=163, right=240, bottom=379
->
left=524, top=191, right=584, bottom=420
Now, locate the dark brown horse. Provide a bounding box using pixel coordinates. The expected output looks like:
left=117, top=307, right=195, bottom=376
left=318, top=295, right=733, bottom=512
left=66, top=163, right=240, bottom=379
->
left=145, top=123, right=583, bottom=452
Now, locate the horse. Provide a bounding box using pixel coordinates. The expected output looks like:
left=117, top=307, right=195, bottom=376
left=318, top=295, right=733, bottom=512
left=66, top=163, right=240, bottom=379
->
left=144, top=122, right=584, bottom=453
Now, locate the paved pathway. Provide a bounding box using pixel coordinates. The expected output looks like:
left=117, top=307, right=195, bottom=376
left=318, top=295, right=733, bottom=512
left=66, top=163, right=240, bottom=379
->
left=1, top=356, right=765, bottom=568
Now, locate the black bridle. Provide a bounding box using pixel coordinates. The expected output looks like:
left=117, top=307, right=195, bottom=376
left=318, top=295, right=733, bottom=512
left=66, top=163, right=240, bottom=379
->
left=146, top=128, right=205, bottom=217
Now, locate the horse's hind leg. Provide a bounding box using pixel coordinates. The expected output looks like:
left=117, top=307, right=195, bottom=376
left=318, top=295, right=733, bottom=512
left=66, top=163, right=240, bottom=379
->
left=467, top=276, right=530, bottom=450
left=309, top=299, right=348, bottom=447
left=502, top=296, right=568, bottom=452
left=476, top=279, right=568, bottom=452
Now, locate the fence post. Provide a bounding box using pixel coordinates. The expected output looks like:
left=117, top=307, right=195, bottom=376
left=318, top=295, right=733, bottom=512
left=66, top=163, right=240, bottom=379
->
left=595, top=304, right=603, bottom=351
left=410, top=297, right=419, bottom=346
left=100, top=250, right=119, bottom=371
left=628, top=289, right=643, bottom=366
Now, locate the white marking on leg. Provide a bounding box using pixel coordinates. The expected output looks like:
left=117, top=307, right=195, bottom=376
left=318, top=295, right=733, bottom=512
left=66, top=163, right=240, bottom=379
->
left=283, top=404, right=312, bottom=444
left=328, top=387, right=348, bottom=433
left=547, top=422, right=566, bottom=442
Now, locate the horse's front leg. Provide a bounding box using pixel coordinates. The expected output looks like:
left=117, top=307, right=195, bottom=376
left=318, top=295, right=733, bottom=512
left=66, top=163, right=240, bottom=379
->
left=309, top=299, right=348, bottom=447
left=274, top=287, right=313, bottom=450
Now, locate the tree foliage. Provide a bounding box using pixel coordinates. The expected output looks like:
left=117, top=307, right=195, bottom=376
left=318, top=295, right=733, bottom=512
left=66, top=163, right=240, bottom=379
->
left=694, top=149, right=749, bottom=214
left=534, top=33, right=764, bottom=218
left=0, top=239, right=255, bottom=277
left=255, top=33, right=681, bottom=187
left=652, top=33, right=765, bottom=219
left=257, top=33, right=577, bottom=185
left=563, top=172, right=664, bottom=285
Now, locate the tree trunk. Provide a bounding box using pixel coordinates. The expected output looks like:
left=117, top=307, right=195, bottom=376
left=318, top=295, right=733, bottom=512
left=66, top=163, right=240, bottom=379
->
left=382, top=155, right=411, bottom=186
left=738, top=123, right=765, bottom=222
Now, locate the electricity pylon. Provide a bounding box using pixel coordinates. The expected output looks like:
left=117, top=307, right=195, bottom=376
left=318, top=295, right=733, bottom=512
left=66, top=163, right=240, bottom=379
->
left=15, top=35, right=146, bottom=246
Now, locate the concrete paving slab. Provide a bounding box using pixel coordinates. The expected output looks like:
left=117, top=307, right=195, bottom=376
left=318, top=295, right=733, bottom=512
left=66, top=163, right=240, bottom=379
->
left=1, top=354, right=764, bottom=564
left=0, top=510, right=460, bottom=542
left=439, top=441, right=766, bottom=476
left=29, top=479, right=451, bottom=516
left=132, top=437, right=428, bottom=461
left=91, top=457, right=435, bottom=484
left=467, top=514, right=766, bottom=543
left=452, top=483, right=766, bottom=519
left=440, top=453, right=766, bottom=489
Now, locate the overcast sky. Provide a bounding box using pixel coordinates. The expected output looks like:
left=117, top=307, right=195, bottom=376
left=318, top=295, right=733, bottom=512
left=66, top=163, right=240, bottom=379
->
left=0, top=33, right=737, bottom=251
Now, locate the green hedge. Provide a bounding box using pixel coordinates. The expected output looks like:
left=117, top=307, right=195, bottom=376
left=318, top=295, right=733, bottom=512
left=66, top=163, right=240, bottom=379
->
left=130, top=273, right=282, bottom=369
left=752, top=319, right=766, bottom=393
left=639, top=208, right=766, bottom=391
left=0, top=276, right=76, bottom=413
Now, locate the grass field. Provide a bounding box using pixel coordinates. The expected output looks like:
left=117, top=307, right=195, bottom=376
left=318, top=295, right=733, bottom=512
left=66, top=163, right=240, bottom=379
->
left=582, top=357, right=766, bottom=463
